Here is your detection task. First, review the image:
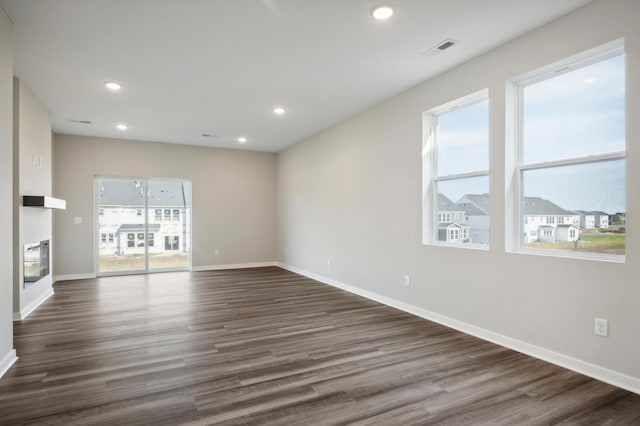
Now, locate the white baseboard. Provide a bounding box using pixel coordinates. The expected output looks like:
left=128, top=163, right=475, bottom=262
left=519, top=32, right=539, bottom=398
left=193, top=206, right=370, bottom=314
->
left=276, top=262, right=640, bottom=396
left=54, top=273, right=97, bottom=282
left=13, top=288, right=55, bottom=321
left=192, top=262, right=278, bottom=272
left=0, top=350, right=18, bottom=379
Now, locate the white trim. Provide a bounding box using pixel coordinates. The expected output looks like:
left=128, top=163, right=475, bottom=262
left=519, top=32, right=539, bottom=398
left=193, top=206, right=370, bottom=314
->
left=192, top=262, right=278, bottom=272
left=276, top=263, right=640, bottom=396
left=13, top=288, right=54, bottom=321
left=0, top=350, right=18, bottom=379
left=54, top=273, right=97, bottom=282
left=520, top=152, right=625, bottom=171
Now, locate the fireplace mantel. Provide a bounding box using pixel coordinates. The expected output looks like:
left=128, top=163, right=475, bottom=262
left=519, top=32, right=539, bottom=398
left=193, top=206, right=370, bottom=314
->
left=22, top=195, right=66, bottom=210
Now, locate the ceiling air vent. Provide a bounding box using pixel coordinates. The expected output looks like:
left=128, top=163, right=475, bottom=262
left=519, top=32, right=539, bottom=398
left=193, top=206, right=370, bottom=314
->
left=421, top=39, right=458, bottom=57
left=437, top=40, right=456, bottom=51
left=68, top=119, right=92, bottom=124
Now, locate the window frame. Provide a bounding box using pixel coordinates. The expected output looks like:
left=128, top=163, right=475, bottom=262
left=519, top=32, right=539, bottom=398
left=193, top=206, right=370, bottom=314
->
left=513, top=42, right=626, bottom=262
left=423, top=88, right=490, bottom=249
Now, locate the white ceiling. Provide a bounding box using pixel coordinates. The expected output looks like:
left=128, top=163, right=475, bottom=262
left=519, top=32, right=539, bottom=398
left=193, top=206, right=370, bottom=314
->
left=1, top=0, right=593, bottom=152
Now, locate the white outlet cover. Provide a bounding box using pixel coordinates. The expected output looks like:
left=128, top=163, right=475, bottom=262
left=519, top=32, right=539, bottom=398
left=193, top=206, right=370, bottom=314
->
left=595, top=318, right=609, bottom=337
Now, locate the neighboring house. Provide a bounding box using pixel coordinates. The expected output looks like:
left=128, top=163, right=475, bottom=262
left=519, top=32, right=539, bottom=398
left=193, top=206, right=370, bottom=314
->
left=575, top=210, right=609, bottom=229
left=575, top=210, right=596, bottom=229
left=456, top=193, right=490, bottom=244
left=98, top=180, right=191, bottom=255
left=436, top=194, right=469, bottom=243
left=591, top=211, right=609, bottom=228
left=522, top=197, right=580, bottom=243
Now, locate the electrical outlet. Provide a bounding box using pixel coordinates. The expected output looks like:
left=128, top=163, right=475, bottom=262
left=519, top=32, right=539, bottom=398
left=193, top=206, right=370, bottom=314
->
left=594, top=318, right=609, bottom=337
left=73, top=217, right=83, bottom=224
left=327, top=257, right=331, bottom=267
left=404, top=275, right=411, bottom=287
left=214, top=249, right=220, bottom=256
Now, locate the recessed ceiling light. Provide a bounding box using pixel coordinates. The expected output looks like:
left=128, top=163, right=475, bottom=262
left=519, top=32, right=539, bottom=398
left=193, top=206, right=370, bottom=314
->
left=273, top=107, right=286, bottom=115
left=105, top=82, right=122, bottom=91
left=237, top=137, right=247, bottom=144
left=116, top=123, right=128, bottom=131
left=371, top=4, right=394, bottom=20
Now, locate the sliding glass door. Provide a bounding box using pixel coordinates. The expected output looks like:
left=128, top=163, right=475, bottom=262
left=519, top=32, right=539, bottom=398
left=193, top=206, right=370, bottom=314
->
left=147, top=180, right=192, bottom=271
left=97, top=177, right=191, bottom=275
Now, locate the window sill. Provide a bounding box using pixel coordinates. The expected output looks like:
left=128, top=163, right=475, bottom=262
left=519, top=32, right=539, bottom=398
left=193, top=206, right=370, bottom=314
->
left=509, top=247, right=625, bottom=263
left=428, top=241, right=489, bottom=251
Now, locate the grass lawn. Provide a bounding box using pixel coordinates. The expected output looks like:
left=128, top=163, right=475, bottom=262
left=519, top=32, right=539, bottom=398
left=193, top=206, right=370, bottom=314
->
left=100, top=252, right=191, bottom=272
left=525, top=232, right=625, bottom=255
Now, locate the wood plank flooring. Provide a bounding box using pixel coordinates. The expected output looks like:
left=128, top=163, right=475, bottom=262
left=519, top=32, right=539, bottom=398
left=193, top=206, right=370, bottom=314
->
left=1, top=266, right=639, bottom=425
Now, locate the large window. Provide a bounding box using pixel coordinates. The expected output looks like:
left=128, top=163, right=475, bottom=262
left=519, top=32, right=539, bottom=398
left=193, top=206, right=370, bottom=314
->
left=424, top=90, right=490, bottom=246
left=517, top=46, right=626, bottom=258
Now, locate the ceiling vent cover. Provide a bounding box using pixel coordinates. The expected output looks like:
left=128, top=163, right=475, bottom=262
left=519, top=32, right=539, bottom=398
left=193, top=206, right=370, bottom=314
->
left=422, top=39, right=458, bottom=57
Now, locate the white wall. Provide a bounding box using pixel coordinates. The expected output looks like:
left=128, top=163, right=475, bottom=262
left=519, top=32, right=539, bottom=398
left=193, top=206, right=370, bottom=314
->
left=277, top=0, right=640, bottom=391
left=53, top=134, right=277, bottom=277
left=0, top=6, right=16, bottom=377
left=13, top=78, right=55, bottom=319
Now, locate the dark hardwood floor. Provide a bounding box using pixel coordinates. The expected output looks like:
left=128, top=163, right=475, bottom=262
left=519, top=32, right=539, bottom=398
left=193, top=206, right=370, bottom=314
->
left=1, top=266, right=639, bottom=425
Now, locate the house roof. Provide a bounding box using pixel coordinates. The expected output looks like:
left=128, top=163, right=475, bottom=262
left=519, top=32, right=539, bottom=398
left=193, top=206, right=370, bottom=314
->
left=456, top=202, right=487, bottom=216
left=458, top=193, right=490, bottom=214
left=574, top=210, right=592, bottom=215
left=590, top=211, right=609, bottom=216
left=437, top=194, right=463, bottom=212
left=99, top=180, right=191, bottom=207
left=556, top=224, right=576, bottom=229
left=523, top=197, right=576, bottom=216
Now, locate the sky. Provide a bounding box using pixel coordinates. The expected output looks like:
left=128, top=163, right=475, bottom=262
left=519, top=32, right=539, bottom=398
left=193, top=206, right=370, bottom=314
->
left=435, top=54, right=626, bottom=214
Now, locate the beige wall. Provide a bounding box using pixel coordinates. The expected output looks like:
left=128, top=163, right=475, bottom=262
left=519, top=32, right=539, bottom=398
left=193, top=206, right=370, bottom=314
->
left=277, top=0, right=640, bottom=387
left=13, top=78, right=54, bottom=316
left=0, top=6, right=15, bottom=373
left=53, top=134, right=277, bottom=276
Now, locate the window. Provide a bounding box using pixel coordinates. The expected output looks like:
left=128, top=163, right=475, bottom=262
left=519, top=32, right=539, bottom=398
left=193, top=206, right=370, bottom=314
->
left=154, top=209, right=162, bottom=221
left=516, top=46, right=625, bottom=258
left=424, top=89, right=489, bottom=246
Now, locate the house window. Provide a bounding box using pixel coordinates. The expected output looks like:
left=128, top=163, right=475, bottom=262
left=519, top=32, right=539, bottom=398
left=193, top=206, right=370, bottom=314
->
left=101, top=233, right=107, bottom=243
left=154, top=209, right=162, bottom=221
left=425, top=89, right=489, bottom=246
left=148, top=233, right=154, bottom=247
left=516, top=44, right=626, bottom=258
left=172, top=209, right=180, bottom=221
left=108, top=233, right=114, bottom=243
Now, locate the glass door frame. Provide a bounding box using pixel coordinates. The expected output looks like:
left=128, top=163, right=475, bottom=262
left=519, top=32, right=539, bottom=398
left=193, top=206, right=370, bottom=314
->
left=94, top=175, right=192, bottom=277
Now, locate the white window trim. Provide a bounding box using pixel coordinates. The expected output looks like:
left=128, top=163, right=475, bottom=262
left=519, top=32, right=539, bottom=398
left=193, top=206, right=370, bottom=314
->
left=422, top=88, right=490, bottom=249
left=510, top=40, right=626, bottom=263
